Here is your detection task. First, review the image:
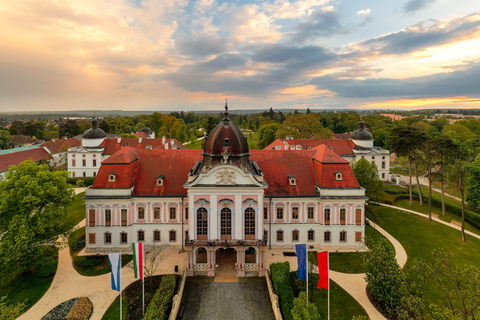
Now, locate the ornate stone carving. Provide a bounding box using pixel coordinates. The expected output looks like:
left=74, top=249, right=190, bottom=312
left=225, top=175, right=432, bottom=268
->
left=215, top=168, right=236, bottom=185
left=221, top=150, right=230, bottom=164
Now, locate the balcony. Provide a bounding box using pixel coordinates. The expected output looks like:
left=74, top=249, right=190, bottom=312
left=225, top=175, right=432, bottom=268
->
left=185, top=236, right=266, bottom=247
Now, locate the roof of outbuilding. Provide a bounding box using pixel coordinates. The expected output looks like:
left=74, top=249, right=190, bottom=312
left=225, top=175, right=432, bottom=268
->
left=100, top=138, right=187, bottom=155
left=0, top=148, right=51, bottom=173
left=41, top=138, right=81, bottom=154
left=265, top=139, right=355, bottom=156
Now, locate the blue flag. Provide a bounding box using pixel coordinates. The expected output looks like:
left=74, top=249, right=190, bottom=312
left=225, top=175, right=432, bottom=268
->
left=296, top=244, right=307, bottom=281
left=108, top=253, right=121, bottom=291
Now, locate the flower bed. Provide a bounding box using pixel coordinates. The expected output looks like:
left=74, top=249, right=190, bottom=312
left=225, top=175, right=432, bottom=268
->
left=42, top=297, right=92, bottom=320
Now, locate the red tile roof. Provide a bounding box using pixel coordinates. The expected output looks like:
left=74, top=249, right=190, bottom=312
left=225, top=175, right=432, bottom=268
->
left=0, top=148, right=51, bottom=173
left=92, top=147, right=360, bottom=196
left=41, top=138, right=81, bottom=154
left=265, top=139, right=355, bottom=156
left=133, top=132, right=148, bottom=138
left=333, top=133, right=350, bottom=140
left=10, top=135, right=35, bottom=145
left=100, top=138, right=187, bottom=155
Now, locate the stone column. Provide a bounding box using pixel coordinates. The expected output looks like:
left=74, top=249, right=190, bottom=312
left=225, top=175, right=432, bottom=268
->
left=258, top=247, right=266, bottom=277
left=237, top=247, right=245, bottom=277
left=186, top=248, right=194, bottom=276
left=207, top=248, right=216, bottom=277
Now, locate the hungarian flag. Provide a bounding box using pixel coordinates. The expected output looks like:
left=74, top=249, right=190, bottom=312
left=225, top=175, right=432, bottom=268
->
left=295, top=244, right=307, bottom=281
left=132, top=242, right=144, bottom=280
left=317, top=251, right=329, bottom=290
left=108, top=253, right=121, bottom=291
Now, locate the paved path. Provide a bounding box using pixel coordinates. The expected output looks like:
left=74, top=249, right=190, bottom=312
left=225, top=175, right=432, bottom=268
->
left=374, top=202, right=480, bottom=241
left=181, top=277, right=275, bottom=320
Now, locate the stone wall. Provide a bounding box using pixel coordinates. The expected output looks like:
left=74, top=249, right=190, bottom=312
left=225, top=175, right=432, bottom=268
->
left=265, top=268, right=283, bottom=320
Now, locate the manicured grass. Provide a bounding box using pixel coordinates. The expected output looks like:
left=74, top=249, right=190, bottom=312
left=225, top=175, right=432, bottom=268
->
left=313, top=280, right=368, bottom=319
left=370, top=205, right=480, bottom=306
left=69, top=226, right=132, bottom=276
left=185, top=138, right=204, bottom=150
left=0, top=253, right=58, bottom=316
left=309, top=224, right=392, bottom=274
left=64, top=191, right=86, bottom=230
left=101, top=296, right=127, bottom=320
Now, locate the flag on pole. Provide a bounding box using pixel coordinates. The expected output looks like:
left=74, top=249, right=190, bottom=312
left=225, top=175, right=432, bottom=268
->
left=317, top=251, right=329, bottom=290
left=132, top=242, right=144, bottom=280
left=108, top=253, right=121, bottom=291
left=295, top=244, right=307, bottom=281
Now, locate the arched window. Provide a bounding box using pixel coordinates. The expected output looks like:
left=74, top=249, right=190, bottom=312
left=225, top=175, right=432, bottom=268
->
left=197, top=207, right=208, bottom=240
left=72, top=159, right=76, bottom=167
left=245, top=208, right=255, bottom=240
left=82, top=159, right=86, bottom=167
left=93, top=159, right=97, bottom=167
left=220, top=208, right=232, bottom=240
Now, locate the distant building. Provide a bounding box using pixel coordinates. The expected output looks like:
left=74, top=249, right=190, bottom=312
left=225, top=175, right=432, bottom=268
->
left=380, top=113, right=404, bottom=121
left=10, top=135, right=37, bottom=148
left=41, top=137, right=81, bottom=170
left=0, top=148, right=51, bottom=180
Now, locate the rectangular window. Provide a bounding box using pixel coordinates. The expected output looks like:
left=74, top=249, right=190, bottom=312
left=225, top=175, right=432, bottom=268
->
left=324, top=231, right=331, bottom=242
left=121, top=209, right=127, bottom=226
left=292, top=230, right=299, bottom=241
left=276, top=230, right=283, bottom=242
left=105, top=209, right=111, bottom=226
left=121, top=232, right=128, bottom=244
left=382, top=162, right=386, bottom=169
left=340, top=231, right=347, bottom=242
left=72, top=172, right=75, bottom=177
left=355, top=232, right=362, bottom=242
left=72, top=159, right=75, bottom=167
left=307, top=207, right=314, bottom=220
left=169, top=230, right=176, bottom=242
left=292, top=207, right=299, bottom=220
left=104, top=233, right=111, bottom=244
left=170, top=207, right=176, bottom=220
left=154, top=207, right=160, bottom=220
left=138, top=207, right=145, bottom=220
left=93, top=172, right=96, bottom=177
left=382, top=173, right=385, bottom=179
left=325, top=208, right=330, bottom=225
left=89, top=209, right=96, bottom=227
left=153, top=230, right=161, bottom=241
left=356, top=209, right=362, bottom=225
left=308, top=230, right=314, bottom=241
left=277, top=207, right=283, bottom=220
left=264, top=230, right=268, bottom=242
left=88, top=233, right=96, bottom=244
left=83, top=172, right=86, bottom=177
left=340, top=208, right=346, bottom=225
left=264, top=207, right=268, bottom=220
left=185, top=207, right=188, bottom=220
left=138, top=230, right=145, bottom=242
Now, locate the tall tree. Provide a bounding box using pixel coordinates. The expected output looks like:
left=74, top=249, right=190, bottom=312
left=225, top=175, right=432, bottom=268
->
left=433, top=135, right=459, bottom=215
left=0, top=160, right=74, bottom=274
left=390, top=126, right=426, bottom=206
left=467, top=155, right=480, bottom=208
left=353, top=158, right=386, bottom=202
left=0, top=129, right=11, bottom=149
left=275, top=113, right=323, bottom=139
left=258, top=123, right=281, bottom=149
left=58, top=120, right=81, bottom=138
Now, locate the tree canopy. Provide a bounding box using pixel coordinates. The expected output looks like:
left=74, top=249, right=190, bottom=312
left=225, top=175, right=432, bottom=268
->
left=0, top=160, right=74, bottom=274
left=353, top=158, right=386, bottom=202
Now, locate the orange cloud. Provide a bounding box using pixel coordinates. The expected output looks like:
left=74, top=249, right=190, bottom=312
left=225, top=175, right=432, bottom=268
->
left=362, top=96, right=480, bottom=109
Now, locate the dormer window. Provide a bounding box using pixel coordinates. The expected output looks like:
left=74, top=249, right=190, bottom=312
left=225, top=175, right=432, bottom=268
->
left=146, top=145, right=152, bottom=150
left=287, top=174, right=296, bottom=186
left=335, top=171, right=343, bottom=181
left=108, top=172, right=117, bottom=182
left=156, top=175, right=165, bottom=187
left=296, top=145, right=302, bottom=150
left=223, top=138, right=230, bottom=147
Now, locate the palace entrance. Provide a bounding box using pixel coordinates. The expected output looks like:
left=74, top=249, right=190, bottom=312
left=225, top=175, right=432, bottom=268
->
left=215, top=247, right=237, bottom=282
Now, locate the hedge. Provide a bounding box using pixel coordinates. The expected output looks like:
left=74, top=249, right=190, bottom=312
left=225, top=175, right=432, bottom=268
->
left=270, top=262, right=294, bottom=320
left=143, top=274, right=176, bottom=320
left=385, top=189, right=409, bottom=195
left=67, top=177, right=95, bottom=186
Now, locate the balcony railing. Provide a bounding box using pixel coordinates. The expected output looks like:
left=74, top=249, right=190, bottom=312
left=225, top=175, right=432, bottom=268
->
left=185, top=236, right=266, bottom=247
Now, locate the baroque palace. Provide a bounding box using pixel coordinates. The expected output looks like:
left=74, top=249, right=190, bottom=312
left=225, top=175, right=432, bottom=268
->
left=84, top=106, right=367, bottom=277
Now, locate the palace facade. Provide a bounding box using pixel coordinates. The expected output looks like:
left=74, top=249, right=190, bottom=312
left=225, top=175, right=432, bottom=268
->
left=84, top=107, right=367, bottom=277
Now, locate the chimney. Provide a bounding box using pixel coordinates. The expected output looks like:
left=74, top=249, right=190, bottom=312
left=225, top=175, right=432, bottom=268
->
left=170, top=138, right=174, bottom=145
left=164, top=142, right=169, bottom=150
left=139, top=137, right=142, bottom=143
left=52, top=138, right=55, bottom=142
left=117, top=138, right=121, bottom=143
left=162, top=136, right=166, bottom=144
left=92, top=120, right=98, bottom=129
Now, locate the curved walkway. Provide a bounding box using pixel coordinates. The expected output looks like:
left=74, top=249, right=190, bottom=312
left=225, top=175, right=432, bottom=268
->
left=374, top=202, right=480, bottom=241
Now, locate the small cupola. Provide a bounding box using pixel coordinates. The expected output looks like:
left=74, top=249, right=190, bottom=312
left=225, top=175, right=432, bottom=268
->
left=108, top=172, right=117, bottom=182
left=287, top=174, right=297, bottom=186
left=335, top=171, right=343, bottom=181
left=156, top=175, right=165, bottom=187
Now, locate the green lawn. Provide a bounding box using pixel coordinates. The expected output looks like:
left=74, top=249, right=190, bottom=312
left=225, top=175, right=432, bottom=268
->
left=185, top=138, right=204, bottom=150
left=370, top=205, right=480, bottom=306
left=64, top=191, right=86, bottom=230
left=242, top=130, right=259, bottom=149
left=309, top=224, right=392, bottom=274
left=101, top=296, right=128, bottom=320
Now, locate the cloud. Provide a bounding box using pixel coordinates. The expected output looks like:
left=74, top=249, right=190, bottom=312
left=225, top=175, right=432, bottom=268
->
left=403, top=0, right=436, bottom=13
left=357, top=9, right=371, bottom=15
left=292, top=7, right=346, bottom=43
left=177, top=35, right=228, bottom=58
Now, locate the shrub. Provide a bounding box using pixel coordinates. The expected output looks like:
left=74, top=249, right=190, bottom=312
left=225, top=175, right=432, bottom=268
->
left=66, top=297, right=93, bottom=320
left=74, top=256, right=103, bottom=268
left=37, top=257, right=58, bottom=278
left=385, top=189, right=409, bottom=195
left=70, top=236, right=85, bottom=252
left=76, top=179, right=85, bottom=187
left=384, top=199, right=393, bottom=205
left=270, top=262, right=294, bottom=320
left=67, top=177, right=95, bottom=186
left=143, top=274, right=176, bottom=320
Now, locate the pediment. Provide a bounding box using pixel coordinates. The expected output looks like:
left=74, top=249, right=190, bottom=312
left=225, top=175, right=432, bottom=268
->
left=185, top=164, right=266, bottom=188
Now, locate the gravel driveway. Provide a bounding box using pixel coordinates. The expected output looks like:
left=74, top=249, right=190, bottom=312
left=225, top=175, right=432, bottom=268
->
left=180, top=277, right=275, bottom=320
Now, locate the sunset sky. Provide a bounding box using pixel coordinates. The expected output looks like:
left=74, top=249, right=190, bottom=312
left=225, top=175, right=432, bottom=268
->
left=1, top=0, right=479, bottom=112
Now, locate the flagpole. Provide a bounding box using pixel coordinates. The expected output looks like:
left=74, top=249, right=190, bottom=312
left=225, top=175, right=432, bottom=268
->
left=306, top=244, right=308, bottom=306
left=328, top=251, right=330, bottom=320
left=120, top=251, right=122, bottom=320
left=142, top=244, right=145, bottom=316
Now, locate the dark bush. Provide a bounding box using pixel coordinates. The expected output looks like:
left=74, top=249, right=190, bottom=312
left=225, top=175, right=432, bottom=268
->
left=143, top=274, right=176, bottom=320
left=70, top=236, right=85, bottom=252
left=384, top=199, right=393, bottom=205
left=74, top=256, right=103, bottom=268
left=37, top=257, right=58, bottom=278
left=67, top=177, right=95, bottom=186
left=270, top=262, right=294, bottom=320
left=385, top=189, right=409, bottom=195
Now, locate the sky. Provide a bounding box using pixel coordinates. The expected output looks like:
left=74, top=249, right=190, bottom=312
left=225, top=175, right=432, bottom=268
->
left=0, top=0, right=479, bottom=112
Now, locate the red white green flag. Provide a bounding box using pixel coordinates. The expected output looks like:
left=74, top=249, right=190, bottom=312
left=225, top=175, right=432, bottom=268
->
left=132, top=242, right=144, bottom=280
